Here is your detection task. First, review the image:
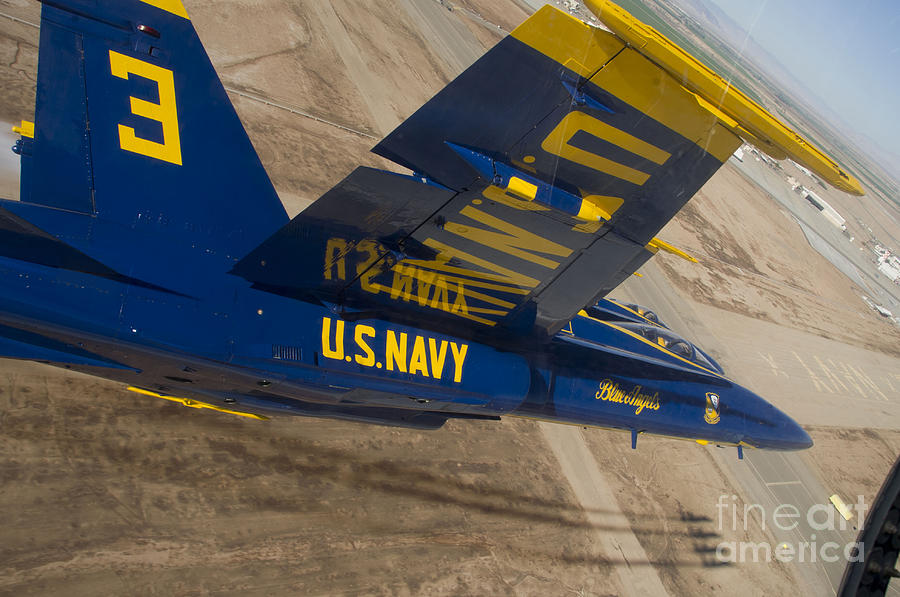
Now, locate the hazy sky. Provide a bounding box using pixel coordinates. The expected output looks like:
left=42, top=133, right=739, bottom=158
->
left=707, top=0, right=900, bottom=172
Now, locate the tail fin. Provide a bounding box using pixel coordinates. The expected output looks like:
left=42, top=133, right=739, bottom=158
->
left=12, top=0, right=287, bottom=276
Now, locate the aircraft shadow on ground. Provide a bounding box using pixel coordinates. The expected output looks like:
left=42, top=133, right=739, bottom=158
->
left=204, top=432, right=730, bottom=568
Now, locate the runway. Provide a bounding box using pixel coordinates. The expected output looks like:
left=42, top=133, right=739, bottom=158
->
left=617, top=255, right=900, bottom=596
left=0, top=124, right=18, bottom=201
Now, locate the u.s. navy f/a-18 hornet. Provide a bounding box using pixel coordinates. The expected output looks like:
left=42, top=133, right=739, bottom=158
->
left=3, top=0, right=865, bottom=452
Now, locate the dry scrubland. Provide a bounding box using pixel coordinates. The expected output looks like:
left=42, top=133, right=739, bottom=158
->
left=0, top=0, right=897, bottom=595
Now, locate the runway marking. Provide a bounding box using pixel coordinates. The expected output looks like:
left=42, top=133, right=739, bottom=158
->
left=742, top=453, right=841, bottom=595
left=786, top=352, right=896, bottom=402
left=845, top=363, right=889, bottom=401
left=830, top=359, right=865, bottom=397
left=791, top=352, right=833, bottom=394
left=540, top=423, right=669, bottom=597
left=759, top=352, right=789, bottom=378
left=814, top=356, right=849, bottom=394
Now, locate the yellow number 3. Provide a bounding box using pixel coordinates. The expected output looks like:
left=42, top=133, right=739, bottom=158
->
left=108, top=50, right=183, bottom=166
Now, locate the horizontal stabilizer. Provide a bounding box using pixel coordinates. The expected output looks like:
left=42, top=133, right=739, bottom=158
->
left=233, top=167, right=456, bottom=302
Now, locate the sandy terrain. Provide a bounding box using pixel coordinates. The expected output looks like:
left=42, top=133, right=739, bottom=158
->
left=657, top=163, right=900, bottom=358
left=0, top=361, right=626, bottom=596
left=0, top=1, right=897, bottom=596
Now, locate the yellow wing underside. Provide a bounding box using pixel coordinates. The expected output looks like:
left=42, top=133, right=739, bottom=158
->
left=513, top=0, right=864, bottom=196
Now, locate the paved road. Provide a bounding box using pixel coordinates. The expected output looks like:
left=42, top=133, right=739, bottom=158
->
left=0, top=124, right=18, bottom=201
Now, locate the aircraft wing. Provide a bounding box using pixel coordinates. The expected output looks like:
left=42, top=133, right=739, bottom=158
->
left=234, top=2, right=861, bottom=339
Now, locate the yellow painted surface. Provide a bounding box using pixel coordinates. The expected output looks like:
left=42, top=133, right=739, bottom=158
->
left=647, top=237, right=698, bottom=263
left=126, top=387, right=268, bottom=420
left=829, top=494, right=854, bottom=520
left=699, top=122, right=744, bottom=164
left=513, top=5, right=747, bottom=175
left=12, top=120, right=34, bottom=138
left=589, top=48, right=729, bottom=160
left=445, top=205, right=573, bottom=268
left=541, top=111, right=670, bottom=185
left=320, top=318, right=471, bottom=382
left=507, top=176, right=538, bottom=200
left=511, top=6, right=624, bottom=79
left=109, top=51, right=183, bottom=166
left=138, top=0, right=190, bottom=19
left=583, top=0, right=864, bottom=195
left=483, top=183, right=549, bottom=212
left=541, top=112, right=650, bottom=186
left=576, top=194, right=624, bottom=222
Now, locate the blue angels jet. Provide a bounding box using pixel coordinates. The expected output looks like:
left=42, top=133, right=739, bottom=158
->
left=3, top=0, right=865, bottom=452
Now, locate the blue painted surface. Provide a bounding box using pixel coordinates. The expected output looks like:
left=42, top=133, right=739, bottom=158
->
left=0, top=0, right=812, bottom=452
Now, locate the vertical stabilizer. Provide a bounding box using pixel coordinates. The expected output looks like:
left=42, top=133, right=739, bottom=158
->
left=12, top=0, right=288, bottom=282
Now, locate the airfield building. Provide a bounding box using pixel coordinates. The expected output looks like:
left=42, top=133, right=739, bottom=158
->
left=877, top=253, right=900, bottom=284
left=801, top=187, right=846, bottom=230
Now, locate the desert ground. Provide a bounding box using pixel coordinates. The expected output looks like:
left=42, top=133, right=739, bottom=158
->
left=0, top=1, right=898, bottom=595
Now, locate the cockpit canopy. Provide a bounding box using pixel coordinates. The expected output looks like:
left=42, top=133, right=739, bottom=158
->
left=586, top=299, right=668, bottom=328
left=619, top=322, right=724, bottom=374
left=622, top=302, right=662, bottom=325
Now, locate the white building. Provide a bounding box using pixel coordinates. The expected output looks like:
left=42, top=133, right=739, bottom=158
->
left=800, top=187, right=846, bottom=230
left=877, top=254, right=900, bottom=283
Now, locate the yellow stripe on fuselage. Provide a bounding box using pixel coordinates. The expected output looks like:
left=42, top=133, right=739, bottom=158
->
left=605, top=299, right=659, bottom=326
left=127, top=386, right=268, bottom=420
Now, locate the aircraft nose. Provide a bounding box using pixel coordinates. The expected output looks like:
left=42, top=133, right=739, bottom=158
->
left=743, top=401, right=813, bottom=451
left=777, top=413, right=813, bottom=450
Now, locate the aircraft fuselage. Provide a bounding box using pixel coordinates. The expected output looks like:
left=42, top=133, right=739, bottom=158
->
left=0, top=253, right=811, bottom=450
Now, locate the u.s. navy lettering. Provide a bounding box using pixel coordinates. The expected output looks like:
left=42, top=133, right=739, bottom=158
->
left=321, top=318, right=468, bottom=383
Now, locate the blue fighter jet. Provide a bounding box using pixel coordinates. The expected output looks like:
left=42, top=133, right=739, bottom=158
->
left=4, top=0, right=859, bottom=453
